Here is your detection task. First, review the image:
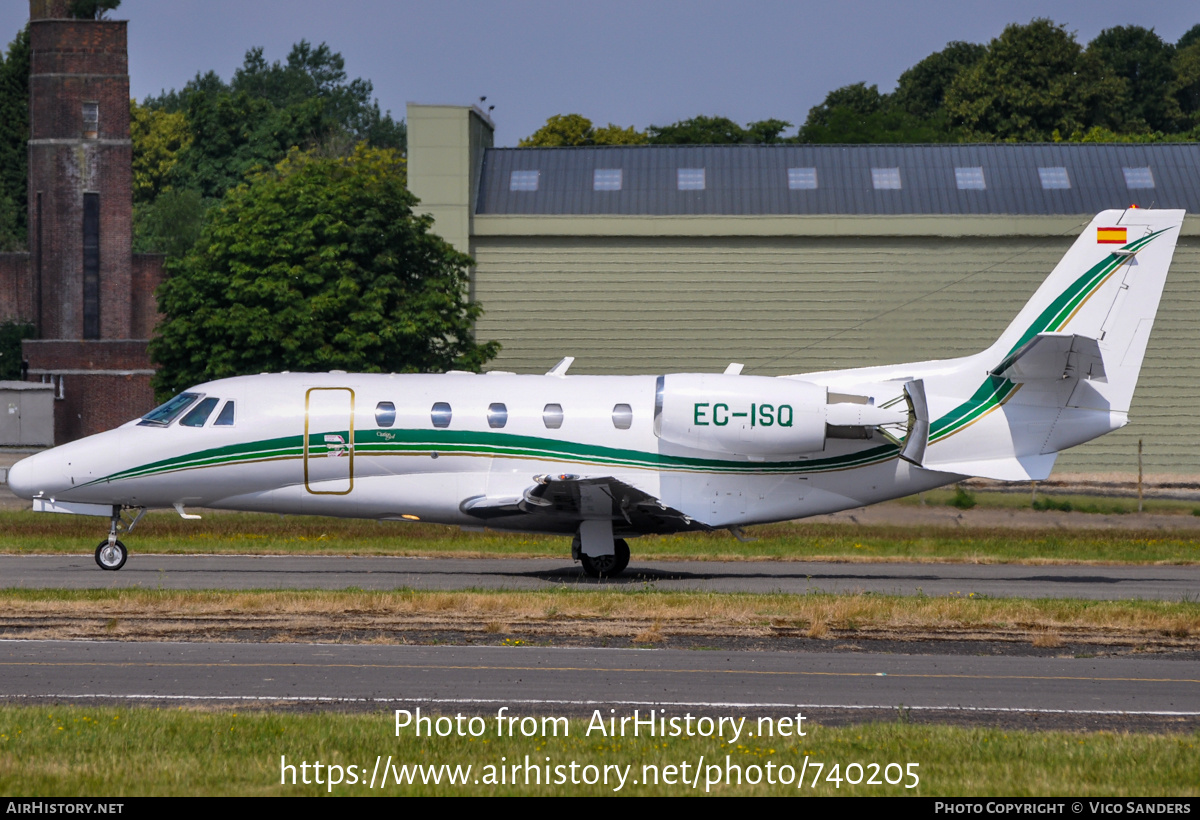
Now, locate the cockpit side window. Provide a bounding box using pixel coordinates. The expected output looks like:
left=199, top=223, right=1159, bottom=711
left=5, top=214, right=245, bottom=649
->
left=139, top=392, right=201, bottom=426
left=179, top=397, right=220, bottom=427
left=213, top=400, right=236, bottom=426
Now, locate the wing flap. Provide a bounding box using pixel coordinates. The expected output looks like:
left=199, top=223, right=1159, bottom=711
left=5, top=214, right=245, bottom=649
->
left=461, top=476, right=707, bottom=536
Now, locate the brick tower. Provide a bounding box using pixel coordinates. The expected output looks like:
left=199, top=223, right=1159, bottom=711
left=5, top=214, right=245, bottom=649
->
left=21, top=0, right=162, bottom=443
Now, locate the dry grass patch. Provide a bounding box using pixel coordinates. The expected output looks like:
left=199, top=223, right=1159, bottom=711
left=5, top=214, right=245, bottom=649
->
left=0, top=589, right=1196, bottom=649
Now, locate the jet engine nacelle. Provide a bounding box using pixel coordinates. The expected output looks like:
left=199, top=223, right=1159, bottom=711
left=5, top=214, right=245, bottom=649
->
left=654, top=374, right=829, bottom=456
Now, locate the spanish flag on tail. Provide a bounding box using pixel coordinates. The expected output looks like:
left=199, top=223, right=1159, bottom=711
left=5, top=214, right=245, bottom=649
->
left=1097, top=226, right=1127, bottom=244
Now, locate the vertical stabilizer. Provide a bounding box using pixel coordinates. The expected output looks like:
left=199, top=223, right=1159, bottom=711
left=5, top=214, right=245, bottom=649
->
left=984, top=209, right=1183, bottom=414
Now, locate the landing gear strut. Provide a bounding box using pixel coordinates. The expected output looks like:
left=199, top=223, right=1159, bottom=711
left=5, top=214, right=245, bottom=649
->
left=94, top=506, right=145, bottom=571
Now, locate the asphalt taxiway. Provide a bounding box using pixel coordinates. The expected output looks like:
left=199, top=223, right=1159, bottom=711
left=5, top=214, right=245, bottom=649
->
left=2, top=640, right=1197, bottom=727
left=2, top=554, right=1198, bottom=600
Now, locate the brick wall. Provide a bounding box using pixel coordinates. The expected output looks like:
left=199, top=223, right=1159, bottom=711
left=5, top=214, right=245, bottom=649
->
left=28, top=18, right=132, bottom=341
left=130, top=253, right=164, bottom=337
left=23, top=338, right=154, bottom=442
left=0, top=253, right=32, bottom=323
left=48, top=371, right=154, bottom=442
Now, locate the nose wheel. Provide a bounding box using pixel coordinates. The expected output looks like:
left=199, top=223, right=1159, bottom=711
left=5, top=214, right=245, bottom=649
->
left=95, top=539, right=127, bottom=571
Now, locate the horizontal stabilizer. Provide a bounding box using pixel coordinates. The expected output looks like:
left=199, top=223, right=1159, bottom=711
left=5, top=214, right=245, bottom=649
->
left=991, top=333, right=1106, bottom=383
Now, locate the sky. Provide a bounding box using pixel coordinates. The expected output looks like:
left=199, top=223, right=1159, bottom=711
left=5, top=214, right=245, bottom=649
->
left=1, top=0, right=1197, bottom=146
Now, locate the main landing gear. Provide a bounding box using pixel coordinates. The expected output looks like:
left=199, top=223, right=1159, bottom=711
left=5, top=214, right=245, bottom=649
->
left=572, top=522, right=632, bottom=578
left=581, top=538, right=630, bottom=578
left=94, top=506, right=146, bottom=571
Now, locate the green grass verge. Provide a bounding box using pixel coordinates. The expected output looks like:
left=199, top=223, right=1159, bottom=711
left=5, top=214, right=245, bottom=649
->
left=902, top=488, right=1200, bottom=516
left=1, top=705, right=1197, bottom=796
left=1, top=509, right=1198, bottom=564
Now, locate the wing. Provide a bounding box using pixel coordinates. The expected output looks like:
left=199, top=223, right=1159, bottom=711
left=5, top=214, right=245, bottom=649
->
left=459, top=475, right=708, bottom=537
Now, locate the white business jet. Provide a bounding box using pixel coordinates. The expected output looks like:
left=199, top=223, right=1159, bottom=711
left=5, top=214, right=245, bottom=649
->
left=7, top=209, right=1184, bottom=575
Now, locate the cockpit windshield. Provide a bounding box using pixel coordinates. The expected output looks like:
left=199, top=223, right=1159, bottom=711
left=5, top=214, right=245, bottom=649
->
left=139, top=392, right=201, bottom=426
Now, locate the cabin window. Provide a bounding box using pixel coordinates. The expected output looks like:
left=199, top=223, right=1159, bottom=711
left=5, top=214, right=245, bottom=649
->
left=431, top=402, right=452, bottom=428
left=139, top=392, right=200, bottom=426
left=375, top=401, right=396, bottom=428
left=214, top=401, right=236, bottom=426
left=543, top=403, right=564, bottom=429
left=179, top=397, right=219, bottom=428
left=487, top=403, right=508, bottom=428
left=612, top=403, right=633, bottom=430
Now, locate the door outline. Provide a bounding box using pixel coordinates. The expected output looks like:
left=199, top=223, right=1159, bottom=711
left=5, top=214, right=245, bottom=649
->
left=304, top=387, right=355, bottom=495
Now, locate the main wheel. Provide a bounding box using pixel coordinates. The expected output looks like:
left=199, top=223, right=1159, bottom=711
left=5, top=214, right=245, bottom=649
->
left=580, top=538, right=630, bottom=578
left=95, top=539, right=127, bottom=571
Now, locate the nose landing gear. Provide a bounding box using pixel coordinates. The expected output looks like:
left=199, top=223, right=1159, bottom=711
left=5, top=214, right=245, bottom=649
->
left=94, top=506, right=146, bottom=571
left=95, top=538, right=127, bottom=571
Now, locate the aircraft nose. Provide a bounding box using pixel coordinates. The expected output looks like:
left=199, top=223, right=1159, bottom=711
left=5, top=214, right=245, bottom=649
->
left=6, top=454, right=39, bottom=500
left=6, top=450, right=71, bottom=500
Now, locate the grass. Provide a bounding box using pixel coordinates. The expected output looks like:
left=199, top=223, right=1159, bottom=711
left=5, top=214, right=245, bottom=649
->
left=907, top=488, right=1200, bottom=516
left=2, top=509, right=1200, bottom=564
left=0, top=705, right=1196, bottom=795
left=1, top=589, right=1195, bottom=647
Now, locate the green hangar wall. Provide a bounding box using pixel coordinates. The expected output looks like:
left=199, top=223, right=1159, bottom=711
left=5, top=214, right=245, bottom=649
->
left=408, top=105, right=1200, bottom=475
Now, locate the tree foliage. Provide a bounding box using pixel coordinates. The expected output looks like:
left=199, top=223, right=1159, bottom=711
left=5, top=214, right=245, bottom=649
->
left=646, top=115, right=793, bottom=144
left=67, top=0, right=120, bottom=19
left=0, top=320, right=34, bottom=380
left=945, top=19, right=1124, bottom=141
left=519, top=114, right=646, bottom=146
left=150, top=146, right=498, bottom=397
left=1087, top=25, right=1181, bottom=133
left=893, top=41, right=985, bottom=119
left=132, top=40, right=406, bottom=256
left=0, top=27, right=29, bottom=250
left=130, top=100, right=191, bottom=206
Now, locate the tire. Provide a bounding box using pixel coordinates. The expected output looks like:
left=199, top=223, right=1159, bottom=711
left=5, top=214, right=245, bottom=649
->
left=579, top=538, right=630, bottom=578
left=95, top=539, right=127, bottom=571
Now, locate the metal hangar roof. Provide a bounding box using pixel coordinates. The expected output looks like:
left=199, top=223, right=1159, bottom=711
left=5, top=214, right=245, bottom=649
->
left=476, top=143, right=1200, bottom=217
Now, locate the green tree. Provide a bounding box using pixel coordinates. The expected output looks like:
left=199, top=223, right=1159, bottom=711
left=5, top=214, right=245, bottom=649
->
left=1173, top=40, right=1200, bottom=126
left=132, top=188, right=207, bottom=258
left=743, top=118, right=793, bottom=144
left=646, top=115, right=746, bottom=144
left=130, top=99, right=191, bottom=206
left=945, top=19, right=1124, bottom=141
left=230, top=41, right=405, bottom=149
left=167, top=88, right=326, bottom=200
left=520, top=114, right=596, bottom=146
left=150, top=145, right=499, bottom=397
left=644, top=115, right=793, bottom=144
left=893, top=41, right=985, bottom=119
left=796, top=83, right=950, bottom=143
left=143, top=42, right=406, bottom=203
left=0, top=320, right=34, bottom=380
left=519, top=114, right=646, bottom=146
left=1087, top=26, right=1181, bottom=133
left=67, top=0, right=120, bottom=19
left=0, top=27, right=29, bottom=250
left=1178, top=24, right=1200, bottom=51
